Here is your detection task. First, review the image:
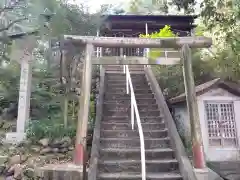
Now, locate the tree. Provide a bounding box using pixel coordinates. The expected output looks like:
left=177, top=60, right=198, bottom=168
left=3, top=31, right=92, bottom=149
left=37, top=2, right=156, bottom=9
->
left=128, top=0, right=169, bottom=14
left=171, top=0, right=196, bottom=14
left=127, top=0, right=196, bottom=14
left=200, top=0, right=240, bottom=80
left=0, top=0, right=101, bottom=126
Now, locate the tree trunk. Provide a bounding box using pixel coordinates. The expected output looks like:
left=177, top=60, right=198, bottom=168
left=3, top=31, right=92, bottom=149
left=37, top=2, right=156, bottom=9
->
left=72, top=100, right=76, bottom=124
left=63, top=89, right=69, bottom=128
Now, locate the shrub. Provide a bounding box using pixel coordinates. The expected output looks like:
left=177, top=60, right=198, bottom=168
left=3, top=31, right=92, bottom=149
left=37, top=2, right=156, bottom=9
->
left=88, top=93, right=95, bottom=129
left=26, top=119, right=76, bottom=143
left=139, top=25, right=177, bottom=60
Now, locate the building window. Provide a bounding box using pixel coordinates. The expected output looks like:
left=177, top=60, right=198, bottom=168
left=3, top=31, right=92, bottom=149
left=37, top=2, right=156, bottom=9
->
left=204, top=101, right=237, bottom=147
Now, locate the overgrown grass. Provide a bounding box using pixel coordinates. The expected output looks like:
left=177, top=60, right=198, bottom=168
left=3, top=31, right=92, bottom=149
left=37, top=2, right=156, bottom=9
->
left=26, top=96, right=96, bottom=143
left=26, top=119, right=76, bottom=143
left=26, top=68, right=99, bottom=144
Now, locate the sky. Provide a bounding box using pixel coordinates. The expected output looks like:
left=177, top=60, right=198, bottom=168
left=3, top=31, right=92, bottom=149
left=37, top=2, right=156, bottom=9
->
left=68, top=0, right=128, bottom=13
left=68, top=0, right=201, bottom=14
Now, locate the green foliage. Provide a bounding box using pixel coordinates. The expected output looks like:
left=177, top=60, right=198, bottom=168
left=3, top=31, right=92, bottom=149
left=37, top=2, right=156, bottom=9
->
left=88, top=94, right=96, bottom=129
left=139, top=25, right=176, bottom=38
left=180, top=134, right=193, bottom=157
left=26, top=119, right=76, bottom=143
left=0, top=63, right=20, bottom=114
left=139, top=25, right=177, bottom=60
left=0, top=0, right=101, bottom=130
left=127, top=0, right=196, bottom=14
left=152, top=50, right=215, bottom=98
left=171, top=0, right=196, bottom=14
left=200, top=0, right=240, bottom=80
left=194, top=25, right=205, bottom=36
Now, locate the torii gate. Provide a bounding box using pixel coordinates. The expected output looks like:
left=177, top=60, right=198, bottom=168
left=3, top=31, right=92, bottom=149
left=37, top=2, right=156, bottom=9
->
left=6, top=34, right=212, bottom=177
left=61, top=35, right=212, bottom=173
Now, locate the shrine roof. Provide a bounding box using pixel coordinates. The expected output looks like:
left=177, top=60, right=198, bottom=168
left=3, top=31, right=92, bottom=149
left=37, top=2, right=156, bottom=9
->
left=100, top=14, right=198, bottom=36
left=170, top=78, right=240, bottom=104
left=101, top=14, right=197, bottom=22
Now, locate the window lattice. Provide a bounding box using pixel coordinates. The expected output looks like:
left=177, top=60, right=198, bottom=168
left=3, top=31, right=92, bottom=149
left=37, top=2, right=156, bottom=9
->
left=205, top=102, right=237, bottom=147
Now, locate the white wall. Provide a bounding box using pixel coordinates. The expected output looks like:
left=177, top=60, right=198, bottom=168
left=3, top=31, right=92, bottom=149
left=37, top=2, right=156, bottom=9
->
left=173, top=87, right=240, bottom=162
left=198, top=88, right=240, bottom=161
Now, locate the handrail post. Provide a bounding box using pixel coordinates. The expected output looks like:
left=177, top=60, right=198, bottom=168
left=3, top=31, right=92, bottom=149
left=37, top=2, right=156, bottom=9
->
left=165, top=50, right=168, bottom=61
left=126, top=66, right=129, bottom=94
left=131, top=95, right=134, bottom=130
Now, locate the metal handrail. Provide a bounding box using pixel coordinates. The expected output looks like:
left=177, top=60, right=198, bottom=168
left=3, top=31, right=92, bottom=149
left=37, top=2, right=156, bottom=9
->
left=123, top=63, right=146, bottom=180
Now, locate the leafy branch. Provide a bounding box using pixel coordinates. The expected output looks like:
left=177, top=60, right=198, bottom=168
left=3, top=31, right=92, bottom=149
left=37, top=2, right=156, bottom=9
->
left=0, top=0, right=26, bottom=14
left=0, top=7, right=14, bottom=14
left=0, top=17, right=27, bottom=33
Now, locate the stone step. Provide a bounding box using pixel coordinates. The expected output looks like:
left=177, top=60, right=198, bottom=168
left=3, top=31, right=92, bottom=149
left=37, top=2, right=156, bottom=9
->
left=104, top=65, right=145, bottom=68
left=103, top=103, right=158, bottom=111
left=105, top=81, right=149, bottom=87
left=101, top=122, right=165, bottom=131
left=99, top=159, right=179, bottom=173
left=105, top=77, right=148, bottom=84
left=104, top=98, right=156, bottom=105
left=100, top=129, right=168, bottom=138
left=106, top=71, right=145, bottom=74
left=105, top=71, right=145, bottom=74
left=106, top=74, right=145, bottom=80
left=104, top=93, right=154, bottom=100
left=105, top=67, right=145, bottom=71
left=99, top=148, right=175, bottom=161
left=105, top=70, right=145, bottom=73
left=106, top=79, right=148, bottom=85
left=102, top=116, right=164, bottom=123
left=106, top=75, right=146, bottom=80
left=106, top=88, right=152, bottom=94
left=100, top=137, right=170, bottom=149
left=103, top=96, right=154, bottom=102
left=105, top=83, right=149, bottom=89
left=105, top=66, right=144, bottom=69
left=103, top=109, right=160, bottom=117
left=98, top=71, right=182, bottom=180
left=98, top=172, right=182, bottom=180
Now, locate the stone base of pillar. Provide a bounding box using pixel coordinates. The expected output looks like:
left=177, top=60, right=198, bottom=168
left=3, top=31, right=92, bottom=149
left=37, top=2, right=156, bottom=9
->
left=36, top=164, right=84, bottom=180
left=194, top=168, right=223, bottom=180
left=5, top=132, right=26, bottom=144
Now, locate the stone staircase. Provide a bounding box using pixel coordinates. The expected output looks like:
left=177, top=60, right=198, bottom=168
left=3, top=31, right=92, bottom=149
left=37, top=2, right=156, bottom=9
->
left=96, top=65, right=183, bottom=180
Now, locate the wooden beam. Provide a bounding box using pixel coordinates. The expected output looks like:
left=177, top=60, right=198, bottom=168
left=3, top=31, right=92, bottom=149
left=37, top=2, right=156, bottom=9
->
left=109, top=22, right=196, bottom=28
left=108, top=28, right=192, bottom=32
left=92, top=57, right=146, bottom=65
left=63, top=36, right=212, bottom=48
left=91, top=56, right=181, bottom=65
left=181, top=44, right=206, bottom=169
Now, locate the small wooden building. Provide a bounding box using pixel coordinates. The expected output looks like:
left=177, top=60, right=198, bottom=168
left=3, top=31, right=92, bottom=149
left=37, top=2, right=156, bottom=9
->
left=170, top=79, right=240, bottom=161
left=100, top=14, right=197, bottom=36
left=98, top=15, right=197, bottom=57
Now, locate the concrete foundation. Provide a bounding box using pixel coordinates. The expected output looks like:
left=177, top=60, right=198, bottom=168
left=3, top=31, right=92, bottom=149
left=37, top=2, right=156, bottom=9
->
left=5, top=132, right=26, bottom=143
left=194, top=168, right=223, bottom=180
left=36, top=163, right=84, bottom=180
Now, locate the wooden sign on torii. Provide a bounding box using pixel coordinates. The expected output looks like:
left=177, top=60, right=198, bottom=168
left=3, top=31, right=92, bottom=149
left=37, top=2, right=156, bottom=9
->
left=61, top=35, right=212, bottom=172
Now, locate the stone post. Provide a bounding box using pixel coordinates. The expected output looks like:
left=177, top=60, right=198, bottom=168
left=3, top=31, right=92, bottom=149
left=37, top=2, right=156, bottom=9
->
left=6, top=35, right=35, bottom=143
left=16, top=54, right=32, bottom=134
